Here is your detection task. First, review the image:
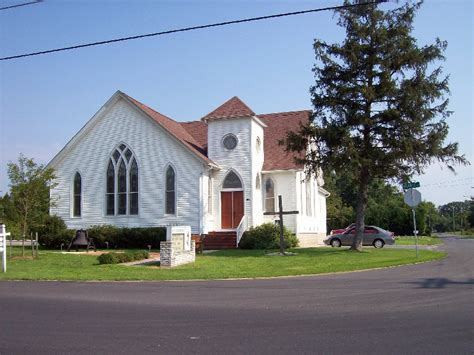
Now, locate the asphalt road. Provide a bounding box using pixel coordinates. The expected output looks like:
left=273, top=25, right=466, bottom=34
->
left=1, top=235, right=472, bottom=354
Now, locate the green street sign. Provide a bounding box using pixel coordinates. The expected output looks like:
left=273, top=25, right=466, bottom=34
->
left=403, top=181, right=420, bottom=189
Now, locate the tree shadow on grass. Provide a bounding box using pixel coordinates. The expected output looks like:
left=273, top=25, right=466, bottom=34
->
left=407, top=278, right=474, bottom=289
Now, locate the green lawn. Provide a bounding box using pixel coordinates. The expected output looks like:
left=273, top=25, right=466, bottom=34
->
left=395, top=236, right=443, bottom=245
left=0, top=247, right=446, bottom=281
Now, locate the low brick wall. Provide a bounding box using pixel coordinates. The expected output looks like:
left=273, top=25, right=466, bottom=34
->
left=160, top=240, right=196, bottom=267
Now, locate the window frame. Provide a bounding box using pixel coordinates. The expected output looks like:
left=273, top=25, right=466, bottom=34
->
left=105, top=144, right=139, bottom=217
left=264, top=177, right=275, bottom=213
left=165, top=164, right=177, bottom=216
left=222, top=133, right=238, bottom=151
left=72, top=171, right=82, bottom=218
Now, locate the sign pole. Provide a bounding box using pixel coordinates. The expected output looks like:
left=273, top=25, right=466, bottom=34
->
left=404, top=183, right=421, bottom=259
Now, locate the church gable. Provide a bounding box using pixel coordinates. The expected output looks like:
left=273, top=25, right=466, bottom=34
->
left=201, top=96, right=256, bottom=121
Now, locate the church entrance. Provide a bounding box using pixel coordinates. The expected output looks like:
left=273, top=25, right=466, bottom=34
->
left=220, top=171, right=244, bottom=229
left=221, top=191, right=244, bottom=229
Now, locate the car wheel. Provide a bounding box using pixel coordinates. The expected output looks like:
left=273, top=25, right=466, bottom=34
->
left=330, top=239, right=341, bottom=248
left=373, top=239, right=385, bottom=249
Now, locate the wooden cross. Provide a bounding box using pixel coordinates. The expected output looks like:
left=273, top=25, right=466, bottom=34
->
left=263, top=195, right=298, bottom=255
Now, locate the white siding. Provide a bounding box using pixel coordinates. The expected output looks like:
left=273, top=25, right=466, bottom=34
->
left=250, top=119, right=264, bottom=227
left=260, top=170, right=327, bottom=246
left=50, top=97, right=206, bottom=234
left=207, top=118, right=254, bottom=229
left=262, top=171, right=298, bottom=232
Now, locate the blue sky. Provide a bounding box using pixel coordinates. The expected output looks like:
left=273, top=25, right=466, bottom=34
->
left=0, top=0, right=472, bottom=206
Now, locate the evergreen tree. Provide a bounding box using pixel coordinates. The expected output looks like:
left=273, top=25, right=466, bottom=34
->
left=285, top=1, right=467, bottom=250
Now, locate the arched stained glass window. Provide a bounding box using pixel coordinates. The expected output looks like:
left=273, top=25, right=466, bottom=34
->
left=106, top=161, right=115, bottom=216
left=105, top=144, right=139, bottom=216
left=129, top=159, right=138, bottom=215
left=165, top=166, right=176, bottom=215
left=118, top=160, right=127, bottom=215
left=264, top=178, right=275, bottom=212
left=223, top=171, right=242, bottom=189
left=73, top=172, right=82, bottom=217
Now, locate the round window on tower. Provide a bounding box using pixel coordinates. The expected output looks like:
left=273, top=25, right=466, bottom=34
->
left=222, top=134, right=238, bottom=150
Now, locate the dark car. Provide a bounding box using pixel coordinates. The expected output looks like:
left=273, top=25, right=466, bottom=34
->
left=324, top=225, right=395, bottom=248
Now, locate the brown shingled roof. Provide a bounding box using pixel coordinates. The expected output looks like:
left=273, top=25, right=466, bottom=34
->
left=258, top=111, right=310, bottom=171
left=201, top=96, right=255, bottom=121
left=180, top=120, right=208, bottom=153
left=122, top=93, right=211, bottom=164
left=122, top=92, right=309, bottom=172
left=183, top=110, right=311, bottom=171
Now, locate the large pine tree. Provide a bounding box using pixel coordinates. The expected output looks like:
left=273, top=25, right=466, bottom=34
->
left=285, top=1, right=467, bottom=250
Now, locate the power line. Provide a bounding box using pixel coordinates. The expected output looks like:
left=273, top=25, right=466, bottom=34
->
left=0, top=0, right=388, bottom=61
left=418, top=177, right=473, bottom=188
left=0, top=0, right=42, bottom=11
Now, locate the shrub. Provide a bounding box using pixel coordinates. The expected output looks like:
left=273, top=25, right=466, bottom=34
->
left=39, top=224, right=166, bottom=250
left=37, top=215, right=67, bottom=237
left=88, top=226, right=166, bottom=249
left=239, top=223, right=298, bottom=249
left=39, top=229, right=75, bottom=249
left=97, top=252, right=120, bottom=265
left=98, top=251, right=150, bottom=265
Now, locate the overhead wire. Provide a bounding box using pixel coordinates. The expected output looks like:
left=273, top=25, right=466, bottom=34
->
left=0, top=0, right=388, bottom=61
left=0, top=0, right=42, bottom=11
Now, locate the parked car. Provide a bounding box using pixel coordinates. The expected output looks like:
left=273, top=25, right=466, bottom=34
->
left=324, top=225, right=395, bottom=248
left=330, top=223, right=355, bottom=235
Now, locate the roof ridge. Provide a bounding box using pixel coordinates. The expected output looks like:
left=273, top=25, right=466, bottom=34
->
left=120, top=92, right=213, bottom=164
left=122, top=93, right=201, bottom=146
left=202, top=96, right=255, bottom=121
left=258, top=109, right=312, bottom=117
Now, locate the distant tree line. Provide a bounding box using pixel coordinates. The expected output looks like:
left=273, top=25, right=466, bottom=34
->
left=324, top=170, right=473, bottom=236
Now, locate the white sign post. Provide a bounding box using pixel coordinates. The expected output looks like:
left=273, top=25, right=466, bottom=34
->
left=404, top=188, right=422, bottom=258
left=0, top=224, right=11, bottom=272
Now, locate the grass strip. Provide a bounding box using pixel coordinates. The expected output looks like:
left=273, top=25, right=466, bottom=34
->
left=0, top=247, right=446, bottom=281
left=395, top=236, right=443, bottom=245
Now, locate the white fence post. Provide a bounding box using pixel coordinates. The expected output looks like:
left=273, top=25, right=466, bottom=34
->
left=0, top=224, right=11, bottom=272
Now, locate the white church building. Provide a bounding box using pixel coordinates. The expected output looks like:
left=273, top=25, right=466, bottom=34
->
left=48, top=91, right=329, bottom=248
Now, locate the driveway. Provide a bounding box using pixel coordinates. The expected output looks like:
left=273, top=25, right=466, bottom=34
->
left=0, top=236, right=472, bottom=354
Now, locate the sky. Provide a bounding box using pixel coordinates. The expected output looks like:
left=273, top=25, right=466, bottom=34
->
left=0, top=0, right=472, bottom=207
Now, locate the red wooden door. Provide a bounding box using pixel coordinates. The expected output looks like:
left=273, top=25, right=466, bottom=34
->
left=221, top=191, right=244, bottom=229
left=232, top=191, right=244, bottom=228
left=221, top=192, right=233, bottom=229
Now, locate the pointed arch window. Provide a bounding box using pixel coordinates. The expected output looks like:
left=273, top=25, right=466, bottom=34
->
left=264, top=178, right=275, bottom=212
left=73, top=172, right=82, bottom=217
left=106, top=145, right=139, bottom=216
left=165, top=166, right=176, bottom=215
left=223, top=171, right=242, bottom=189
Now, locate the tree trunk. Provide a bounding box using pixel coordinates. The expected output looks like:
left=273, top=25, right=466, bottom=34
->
left=22, top=219, right=27, bottom=257
left=350, top=168, right=370, bottom=251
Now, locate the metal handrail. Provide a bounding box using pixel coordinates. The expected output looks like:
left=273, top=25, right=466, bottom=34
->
left=236, top=216, right=248, bottom=247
